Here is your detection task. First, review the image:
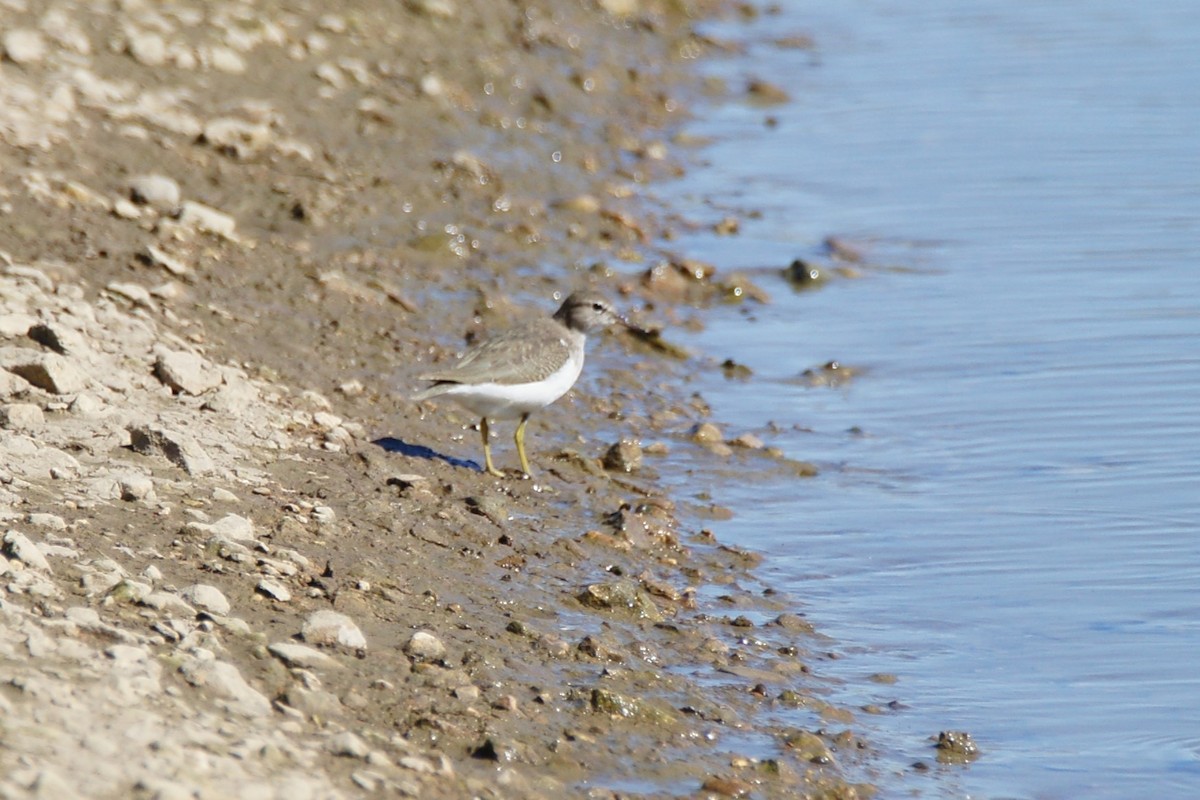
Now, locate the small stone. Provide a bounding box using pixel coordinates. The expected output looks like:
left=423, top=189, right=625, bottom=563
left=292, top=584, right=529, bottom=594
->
left=26, top=512, right=66, bottom=530
left=209, top=46, right=246, bottom=74
left=154, top=349, right=223, bottom=395
left=730, top=433, right=765, bottom=449
left=701, top=776, right=754, bottom=797
left=69, top=393, right=104, bottom=417
left=178, top=651, right=271, bottom=717
left=106, top=282, right=154, bottom=306
left=689, top=422, right=724, bottom=444
left=141, top=591, right=196, bottom=616
left=336, top=379, right=365, bottom=396
left=302, top=609, right=367, bottom=650
left=128, top=174, right=181, bottom=209
left=179, top=584, right=231, bottom=615
left=0, top=403, right=44, bottom=432
left=3, top=530, right=52, bottom=572
left=453, top=685, right=480, bottom=702
left=178, top=201, right=238, bottom=240
left=211, top=487, right=239, bottom=503
left=118, top=472, right=156, bottom=502
left=935, top=730, right=980, bottom=763
left=257, top=577, right=292, bottom=602
left=128, top=424, right=215, bottom=475
left=403, top=630, right=446, bottom=662
left=328, top=731, right=370, bottom=759
left=28, top=323, right=88, bottom=355
left=7, top=353, right=89, bottom=394
left=268, top=642, right=342, bottom=670
left=183, top=513, right=255, bottom=541
left=311, top=505, right=336, bottom=525
left=142, top=245, right=189, bottom=276
left=3, top=29, right=47, bottom=65
left=602, top=439, right=642, bottom=473
left=112, top=198, right=142, bottom=219
left=128, top=31, right=168, bottom=66
left=107, top=579, right=152, bottom=604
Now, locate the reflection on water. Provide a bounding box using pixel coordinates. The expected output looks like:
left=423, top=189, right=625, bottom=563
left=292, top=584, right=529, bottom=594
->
left=671, top=2, right=1200, bottom=797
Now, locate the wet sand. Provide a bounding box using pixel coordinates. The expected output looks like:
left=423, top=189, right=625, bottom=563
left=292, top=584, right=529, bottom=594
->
left=2, top=1, right=877, bottom=797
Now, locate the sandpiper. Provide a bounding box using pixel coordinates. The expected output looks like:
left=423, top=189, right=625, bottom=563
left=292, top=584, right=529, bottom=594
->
left=413, top=291, right=624, bottom=477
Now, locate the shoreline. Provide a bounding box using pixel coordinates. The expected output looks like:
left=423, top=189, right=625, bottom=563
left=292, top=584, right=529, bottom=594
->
left=1, top=1, right=878, bottom=797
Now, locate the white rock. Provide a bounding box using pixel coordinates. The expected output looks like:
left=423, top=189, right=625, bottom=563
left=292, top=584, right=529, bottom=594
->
left=127, top=31, right=167, bottom=66
left=118, top=472, right=156, bottom=501
left=143, top=245, right=189, bottom=276
left=209, top=46, right=246, bottom=74
left=328, top=731, right=370, bottom=759
left=26, top=512, right=66, bottom=530
left=256, top=577, right=292, bottom=602
left=154, top=349, right=222, bottom=395
left=179, top=584, right=231, bottom=615
left=142, top=591, right=196, bottom=616
left=0, top=403, right=44, bottom=432
left=128, top=424, right=215, bottom=475
left=5, top=353, right=89, bottom=394
left=311, top=506, right=336, bottom=525
left=128, top=174, right=181, bottom=209
left=69, top=392, right=105, bottom=416
left=3, top=29, right=47, bottom=65
left=302, top=609, right=367, bottom=650
left=106, top=281, right=154, bottom=306
left=178, top=650, right=271, bottom=717
left=268, top=642, right=342, bottom=670
left=3, top=530, right=52, bottom=572
left=211, top=487, right=239, bottom=503
left=178, top=200, right=237, bottom=240
left=184, top=513, right=255, bottom=541
left=403, top=630, right=446, bottom=662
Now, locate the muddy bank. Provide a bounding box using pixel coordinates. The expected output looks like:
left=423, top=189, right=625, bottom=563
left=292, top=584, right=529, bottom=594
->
left=2, top=1, right=876, bottom=798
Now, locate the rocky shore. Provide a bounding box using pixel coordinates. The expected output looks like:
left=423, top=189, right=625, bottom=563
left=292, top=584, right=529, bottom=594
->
left=1, top=1, right=876, bottom=798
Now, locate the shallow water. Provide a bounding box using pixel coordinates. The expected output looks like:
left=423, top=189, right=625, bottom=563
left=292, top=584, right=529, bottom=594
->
left=669, top=2, right=1200, bottom=797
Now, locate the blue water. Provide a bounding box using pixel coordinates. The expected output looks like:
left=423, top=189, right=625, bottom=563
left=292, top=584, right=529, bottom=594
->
left=669, top=3, right=1200, bottom=797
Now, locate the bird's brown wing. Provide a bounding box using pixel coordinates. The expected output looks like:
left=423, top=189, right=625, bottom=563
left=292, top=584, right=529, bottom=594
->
left=419, top=320, right=570, bottom=386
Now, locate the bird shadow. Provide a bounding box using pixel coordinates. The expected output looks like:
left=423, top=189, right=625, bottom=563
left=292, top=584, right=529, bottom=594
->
left=371, top=436, right=481, bottom=473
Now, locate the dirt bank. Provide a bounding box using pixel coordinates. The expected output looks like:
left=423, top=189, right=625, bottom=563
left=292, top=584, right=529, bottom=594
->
left=1, top=1, right=875, bottom=797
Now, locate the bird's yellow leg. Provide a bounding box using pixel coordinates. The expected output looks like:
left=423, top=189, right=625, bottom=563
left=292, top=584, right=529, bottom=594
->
left=480, top=418, right=504, bottom=477
left=515, top=414, right=533, bottom=477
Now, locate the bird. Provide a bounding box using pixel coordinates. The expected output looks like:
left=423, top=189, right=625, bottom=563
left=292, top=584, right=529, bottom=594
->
left=412, top=291, right=625, bottom=477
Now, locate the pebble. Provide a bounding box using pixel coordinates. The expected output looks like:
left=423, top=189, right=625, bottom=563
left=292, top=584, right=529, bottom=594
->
left=6, top=353, right=89, bottom=394
left=311, top=506, right=336, bottom=525
left=302, top=609, right=367, bottom=650
left=26, top=512, right=66, bottom=530
left=141, top=591, right=197, bottom=616
left=256, top=577, right=292, bottom=602
left=68, top=393, right=104, bottom=417
left=127, top=31, right=168, bottom=67
left=3, top=29, right=47, bottom=65
left=128, top=424, right=215, bottom=475
left=142, top=246, right=189, bottom=277
left=154, top=350, right=223, bottom=395
left=180, top=584, right=232, bottom=615
left=178, top=201, right=238, bottom=240
left=127, top=174, right=181, bottom=209
left=689, top=422, right=724, bottom=444
left=117, top=472, right=156, bottom=502
left=178, top=651, right=272, bottom=717
left=327, top=731, right=370, bottom=759
left=268, top=642, right=342, bottom=670
left=0, top=403, right=45, bottom=432
left=3, top=530, right=53, bottom=572
left=403, top=630, right=447, bottom=663
left=602, top=439, right=643, bottom=473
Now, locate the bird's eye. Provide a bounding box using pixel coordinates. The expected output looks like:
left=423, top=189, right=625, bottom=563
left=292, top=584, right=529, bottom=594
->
left=592, top=302, right=604, bottom=311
